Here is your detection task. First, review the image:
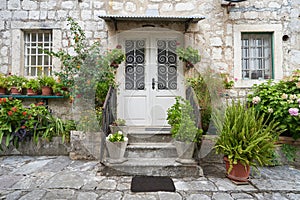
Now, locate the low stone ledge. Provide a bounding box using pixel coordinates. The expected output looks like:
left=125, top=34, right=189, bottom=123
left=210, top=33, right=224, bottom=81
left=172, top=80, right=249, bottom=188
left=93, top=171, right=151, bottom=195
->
left=69, top=130, right=105, bottom=160
left=0, top=137, right=70, bottom=156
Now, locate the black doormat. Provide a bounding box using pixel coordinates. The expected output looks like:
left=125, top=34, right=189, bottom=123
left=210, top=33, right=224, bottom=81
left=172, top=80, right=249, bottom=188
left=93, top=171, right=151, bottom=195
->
left=131, top=176, right=176, bottom=192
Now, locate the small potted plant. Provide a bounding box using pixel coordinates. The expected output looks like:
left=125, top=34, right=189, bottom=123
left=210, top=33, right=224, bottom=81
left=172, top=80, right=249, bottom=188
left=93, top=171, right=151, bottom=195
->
left=7, top=75, right=27, bottom=95
left=176, top=46, right=201, bottom=69
left=25, top=78, right=41, bottom=95
left=53, top=82, right=68, bottom=96
left=0, top=74, right=7, bottom=94
left=38, top=76, right=56, bottom=96
left=106, top=131, right=128, bottom=163
left=109, top=118, right=128, bottom=135
left=167, top=96, right=202, bottom=164
left=213, top=100, right=284, bottom=182
left=107, top=45, right=126, bottom=68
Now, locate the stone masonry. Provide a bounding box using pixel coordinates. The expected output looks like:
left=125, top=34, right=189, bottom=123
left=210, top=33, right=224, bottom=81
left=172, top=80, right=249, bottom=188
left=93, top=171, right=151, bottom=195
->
left=0, top=0, right=299, bottom=105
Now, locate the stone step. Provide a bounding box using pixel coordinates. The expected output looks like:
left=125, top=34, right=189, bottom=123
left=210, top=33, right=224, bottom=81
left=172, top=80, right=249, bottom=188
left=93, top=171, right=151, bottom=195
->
left=125, top=142, right=177, bottom=158
left=99, top=158, right=203, bottom=177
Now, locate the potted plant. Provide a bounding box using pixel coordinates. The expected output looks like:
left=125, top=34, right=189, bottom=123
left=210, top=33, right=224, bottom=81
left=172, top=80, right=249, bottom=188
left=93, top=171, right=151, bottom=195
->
left=213, top=100, right=284, bottom=182
left=53, top=82, right=68, bottom=96
left=167, top=96, right=203, bottom=164
left=107, top=46, right=126, bottom=68
left=0, top=74, right=7, bottom=94
left=105, top=131, right=128, bottom=163
left=176, top=46, right=201, bottom=69
left=38, top=76, right=55, bottom=96
left=25, top=78, right=41, bottom=95
left=109, top=118, right=128, bottom=135
left=7, top=75, right=27, bottom=95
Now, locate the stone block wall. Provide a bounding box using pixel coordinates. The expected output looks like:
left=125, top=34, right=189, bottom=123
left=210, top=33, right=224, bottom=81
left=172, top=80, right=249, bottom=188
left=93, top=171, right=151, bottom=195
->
left=0, top=0, right=299, bottom=105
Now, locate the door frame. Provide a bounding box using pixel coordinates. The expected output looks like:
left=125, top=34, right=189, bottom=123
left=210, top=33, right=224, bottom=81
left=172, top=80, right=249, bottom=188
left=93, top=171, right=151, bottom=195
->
left=115, top=28, right=186, bottom=126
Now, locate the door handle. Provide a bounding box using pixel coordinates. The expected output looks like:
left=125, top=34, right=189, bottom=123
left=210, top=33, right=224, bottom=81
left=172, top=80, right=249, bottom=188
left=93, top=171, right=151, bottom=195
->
left=152, top=78, right=155, bottom=90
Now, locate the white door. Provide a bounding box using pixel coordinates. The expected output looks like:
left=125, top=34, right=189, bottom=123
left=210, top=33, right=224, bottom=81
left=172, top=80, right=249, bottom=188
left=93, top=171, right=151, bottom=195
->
left=117, top=32, right=185, bottom=126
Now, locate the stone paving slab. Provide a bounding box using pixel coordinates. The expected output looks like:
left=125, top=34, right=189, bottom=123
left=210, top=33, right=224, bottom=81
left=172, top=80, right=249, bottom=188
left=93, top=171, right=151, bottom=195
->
left=0, top=156, right=299, bottom=200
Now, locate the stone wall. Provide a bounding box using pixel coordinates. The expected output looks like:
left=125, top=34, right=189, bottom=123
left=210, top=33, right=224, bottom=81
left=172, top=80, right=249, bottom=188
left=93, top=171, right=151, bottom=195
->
left=0, top=0, right=299, bottom=95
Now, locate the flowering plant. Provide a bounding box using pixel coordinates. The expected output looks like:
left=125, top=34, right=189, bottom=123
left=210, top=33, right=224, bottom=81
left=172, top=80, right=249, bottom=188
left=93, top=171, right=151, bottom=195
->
left=247, top=70, right=300, bottom=139
left=7, top=75, right=27, bottom=92
left=106, top=131, right=128, bottom=142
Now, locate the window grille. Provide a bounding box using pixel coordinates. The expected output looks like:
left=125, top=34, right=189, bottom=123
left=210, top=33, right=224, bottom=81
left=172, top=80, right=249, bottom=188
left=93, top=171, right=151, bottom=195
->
left=241, top=33, right=272, bottom=80
left=24, top=30, right=53, bottom=76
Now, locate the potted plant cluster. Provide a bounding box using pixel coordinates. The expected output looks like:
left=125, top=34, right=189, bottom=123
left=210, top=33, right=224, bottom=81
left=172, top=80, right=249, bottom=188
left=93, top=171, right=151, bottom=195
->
left=106, top=131, right=128, bottom=163
left=107, top=46, right=126, bottom=68
left=7, top=75, right=27, bottom=95
left=213, top=100, right=284, bottom=182
left=0, top=74, right=7, bottom=94
left=38, top=76, right=56, bottom=96
left=176, top=46, right=201, bottom=69
left=25, top=78, right=41, bottom=95
left=109, top=118, right=128, bottom=135
left=167, top=96, right=202, bottom=163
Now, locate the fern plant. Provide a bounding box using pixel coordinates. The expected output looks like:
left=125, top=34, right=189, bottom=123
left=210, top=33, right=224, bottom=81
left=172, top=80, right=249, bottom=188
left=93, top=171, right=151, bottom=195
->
left=213, top=100, right=284, bottom=173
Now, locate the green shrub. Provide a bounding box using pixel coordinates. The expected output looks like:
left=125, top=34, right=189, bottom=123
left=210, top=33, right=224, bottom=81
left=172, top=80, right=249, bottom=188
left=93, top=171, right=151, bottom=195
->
left=247, top=70, right=300, bottom=139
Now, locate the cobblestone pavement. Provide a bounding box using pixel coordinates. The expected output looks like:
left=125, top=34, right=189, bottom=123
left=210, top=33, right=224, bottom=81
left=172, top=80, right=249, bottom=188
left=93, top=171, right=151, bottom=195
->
left=0, top=156, right=299, bottom=200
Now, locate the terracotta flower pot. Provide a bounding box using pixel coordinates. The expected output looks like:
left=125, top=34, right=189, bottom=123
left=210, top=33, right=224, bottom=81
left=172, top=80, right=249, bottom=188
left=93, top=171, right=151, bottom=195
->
left=41, top=86, right=52, bottom=96
left=10, top=87, right=21, bottom=95
left=0, top=87, right=5, bottom=95
left=224, top=156, right=250, bottom=182
left=27, top=88, right=38, bottom=96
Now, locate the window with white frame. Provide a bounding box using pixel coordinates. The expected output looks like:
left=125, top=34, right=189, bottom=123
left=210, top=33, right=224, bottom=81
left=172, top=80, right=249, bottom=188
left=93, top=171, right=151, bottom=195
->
left=241, top=33, right=273, bottom=80
left=24, top=30, right=53, bottom=76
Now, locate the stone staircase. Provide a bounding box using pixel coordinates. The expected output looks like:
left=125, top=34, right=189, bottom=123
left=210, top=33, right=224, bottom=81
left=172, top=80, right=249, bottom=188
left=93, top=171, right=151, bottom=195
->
left=98, top=127, right=203, bottom=177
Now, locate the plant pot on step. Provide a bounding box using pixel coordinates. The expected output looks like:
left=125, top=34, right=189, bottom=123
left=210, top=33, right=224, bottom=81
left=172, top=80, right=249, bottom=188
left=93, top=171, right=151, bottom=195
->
left=41, top=86, right=52, bottom=96
left=174, top=140, right=196, bottom=164
left=224, top=156, right=250, bottom=182
left=106, top=140, right=128, bottom=164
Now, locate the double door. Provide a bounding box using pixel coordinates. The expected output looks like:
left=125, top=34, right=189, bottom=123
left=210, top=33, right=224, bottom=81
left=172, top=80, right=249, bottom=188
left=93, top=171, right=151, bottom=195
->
left=117, top=32, right=185, bottom=126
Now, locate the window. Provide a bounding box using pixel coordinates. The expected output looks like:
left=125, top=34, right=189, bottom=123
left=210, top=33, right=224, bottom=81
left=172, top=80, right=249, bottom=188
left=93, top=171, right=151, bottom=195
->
left=233, top=24, right=283, bottom=87
left=241, top=33, right=272, bottom=80
left=24, top=30, right=53, bottom=76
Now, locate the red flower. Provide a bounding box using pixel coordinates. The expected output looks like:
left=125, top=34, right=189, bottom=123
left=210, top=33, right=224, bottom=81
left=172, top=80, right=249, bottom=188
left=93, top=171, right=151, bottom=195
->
left=11, top=107, right=17, bottom=112
left=21, top=125, right=26, bottom=129
left=7, top=111, right=13, bottom=116
left=22, top=111, right=27, bottom=116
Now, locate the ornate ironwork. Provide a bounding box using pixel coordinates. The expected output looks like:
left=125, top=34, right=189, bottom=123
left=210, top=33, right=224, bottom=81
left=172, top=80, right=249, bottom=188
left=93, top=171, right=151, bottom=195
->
left=125, top=40, right=145, bottom=90
left=157, top=40, right=177, bottom=90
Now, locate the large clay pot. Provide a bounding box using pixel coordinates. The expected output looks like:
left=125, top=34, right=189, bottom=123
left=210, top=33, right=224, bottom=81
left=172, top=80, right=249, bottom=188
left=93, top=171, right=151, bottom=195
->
left=174, top=140, right=196, bottom=164
left=106, top=140, right=128, bottom=164
left=41, top=86, right=52, bottom=96
left=224, top=156, right=250, bottom=182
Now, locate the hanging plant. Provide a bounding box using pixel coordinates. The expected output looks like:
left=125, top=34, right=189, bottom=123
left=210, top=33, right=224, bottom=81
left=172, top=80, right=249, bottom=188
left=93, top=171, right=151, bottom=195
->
left=176, top=46, right=201, bottom=69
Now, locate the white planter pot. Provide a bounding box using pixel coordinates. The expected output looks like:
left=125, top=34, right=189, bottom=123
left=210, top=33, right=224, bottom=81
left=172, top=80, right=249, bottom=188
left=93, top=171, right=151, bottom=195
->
left=106, top=140, right=128, bottom=164
left=174, top=140, right=196, bottom=164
